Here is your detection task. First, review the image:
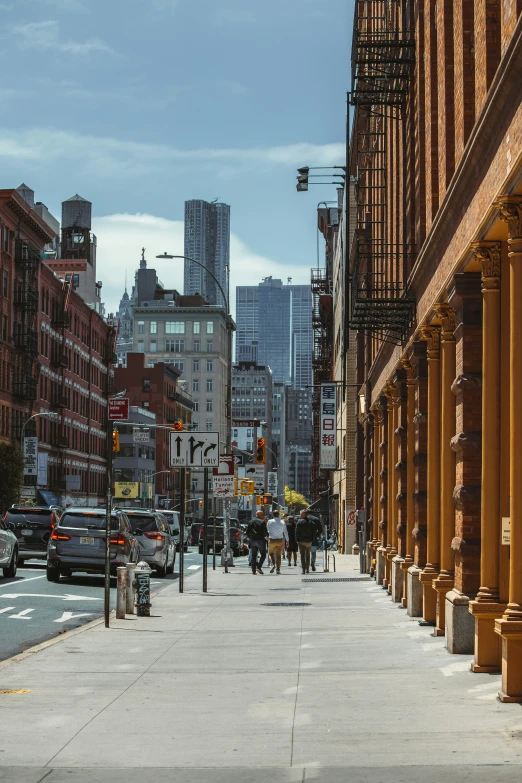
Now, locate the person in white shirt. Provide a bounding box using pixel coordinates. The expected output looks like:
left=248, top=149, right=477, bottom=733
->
left=267, top=510, right=289, bottom=574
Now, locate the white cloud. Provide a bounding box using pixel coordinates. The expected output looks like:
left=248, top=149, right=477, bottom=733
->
left=92, top=213, right=310, bottom=317
left=0, top=127, right=344, bottom=176
left=9, top=20, right=114, bottom=55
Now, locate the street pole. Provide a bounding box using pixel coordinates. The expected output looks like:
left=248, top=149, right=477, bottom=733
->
left=213, top=496, right=216, bottom=571
left=104, top=420, right=114, bottom=627
left=179, top=467, right=185, bottom=593
left=203, top=466, right=209, bottom=592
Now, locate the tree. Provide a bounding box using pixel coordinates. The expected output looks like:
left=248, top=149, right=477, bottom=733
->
left=284, top=486, right=310, bottom=512
left=0, top=442, right=24, bottom=513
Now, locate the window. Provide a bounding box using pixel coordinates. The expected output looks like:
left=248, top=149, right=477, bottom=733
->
left=206, top=321, right=214, bottom=334
left=166, top=322, right=185, bottom=334
left=150, top=340, right=157, bottom=353
left=233, top=429, right=238, bottom=437
left=142, top=379, right=151, bottom=392
left=206, top=379, right=213, bottom=392
left=193, top=401, right=199, bottom=412
left=150, top=321, right=157, bottom=334
left=137, top=321, right=145, bottom=334
left=137, top=340, right=144, bottom=353
left=247, top=428, right=252, bottom=437
left=193, top=379, right=199, bottom=392
left=206, top=400, right=213, bottom=412
left=193, top=340, right=200, bottom=352
left=206, top=359, right=213, bottom=372
left=2, top=271, right=7, bottom=298
left=206, top=340, right=213, bottom=352
left=193, top=321, right=200, bottom=334
left=193, top=359, right=200, bottom=372
left=174, top=360, right=184, bottom=371
left=166, top=340, right=184, bottom=352
left=206, top=420, right=213, bottom=431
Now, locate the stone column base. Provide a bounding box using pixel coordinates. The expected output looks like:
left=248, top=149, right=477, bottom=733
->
left=432, top=576, right=454, bottom=637
left=407, top=565, right=423, bottom=617
left=495, top=618, right=522, bottom=702
left=419, top=569, right=438, bottom=624
left=401, top=558, right=413, bottom=607
left=383, top=548, right=392, bottom=589
left=376, top=546, right=386, bottom=585
left=365, top=542, right=373, bottom=574
left=468, top=602, right=507, bottom=673
left=445, top=590, right=474, bottom=654
left=391, top=556, right=405, bottom=602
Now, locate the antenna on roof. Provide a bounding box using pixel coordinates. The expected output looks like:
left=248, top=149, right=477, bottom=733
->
left=212, top=197, right=219, bottom=203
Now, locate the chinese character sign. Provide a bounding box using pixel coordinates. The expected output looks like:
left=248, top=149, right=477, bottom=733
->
left=320, top=384, right=337, bottom=469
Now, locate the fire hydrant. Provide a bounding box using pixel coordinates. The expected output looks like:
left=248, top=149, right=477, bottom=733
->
left=134, top=561, right=152, bottom=617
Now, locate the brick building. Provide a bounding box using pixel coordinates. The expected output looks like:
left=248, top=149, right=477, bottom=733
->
left=114, top=353, right=193, bottom=508
left=342, top=1, right=522, bottom=701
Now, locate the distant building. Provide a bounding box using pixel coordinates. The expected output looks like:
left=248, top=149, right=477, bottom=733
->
left=231, top=361, right=273, bottom=460
left=115, top=283, right=134, bottom=367
left=113, top=406, right=157, bottom=508
left=184, top=199, right=230, bottom=309
left=235, top=277, right=312, bottom=389
left=285, top=388, right=312, bottom=500
left=272, top=381, right=287, bottom=504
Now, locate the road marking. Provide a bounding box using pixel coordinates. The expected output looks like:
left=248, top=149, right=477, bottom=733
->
left=0, top=575, right=45, bottom=590
left=54, top=611, right=94, bottom=623
left=8, top=609, right=34, bottom=620
left=187, top=565, right=201, bottom=570
left=0, top=607, right=15, bottom=614
left=0, top=593, right=102, bottom=602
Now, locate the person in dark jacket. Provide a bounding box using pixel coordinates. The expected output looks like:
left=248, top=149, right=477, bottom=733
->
left=309, top=513, right=323, bottom=571
left=246, top=510, right=268, bottom=575
left=285, top=514, right=298, bottom=566
left=295, top=510, right=316, bottom=574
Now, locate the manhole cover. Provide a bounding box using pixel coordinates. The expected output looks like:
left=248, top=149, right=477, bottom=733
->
left=261, top=602, right=311, bottom=607
left=302, top=577, right=373, bottom=583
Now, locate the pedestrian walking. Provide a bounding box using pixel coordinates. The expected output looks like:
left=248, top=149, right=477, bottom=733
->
left=309, top=513, right=323, bottom=572
left=267, top=510, right=289, bottom=574
left=285, top=515, right=298, bottom=566
left=246, top=510, right=268, bottom=575
left=295, top=509, right=315, bottom=574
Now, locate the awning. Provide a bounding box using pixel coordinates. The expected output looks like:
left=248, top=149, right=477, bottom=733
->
left=307, top=495, right=330, bottom=514
left=39, top=490, right=62, bottom=507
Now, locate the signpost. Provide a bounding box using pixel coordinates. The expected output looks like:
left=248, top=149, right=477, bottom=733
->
left=212, top=454, right=235, bottom=497
left=23, top=437, right=38, bottom=477
left=319, top=383, right=337, bottom=469
left=108, top=398, right=129, bottom=421
left=232, top=419, right=261, bottom=428
left=267, top=471, right=277, bottom=496
left=169, top=431, right=220, bottom=467
left=133, top=427, right=150, bottom=443
left=245, top=464, right=265, bottom=494
left=502, top=517, right=511, bottom=545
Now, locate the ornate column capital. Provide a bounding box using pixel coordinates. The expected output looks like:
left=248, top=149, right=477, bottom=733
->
left=494, top=196, right=522, bottom=241
left=418, top=325, right=441, bottom=359
left=432, top=304, right=456, bottom=342
left=470, top=241, right=501, bottom=290
left=370, top=402, right=383, bottom=424
left=383, top=381, right=399, bottom=407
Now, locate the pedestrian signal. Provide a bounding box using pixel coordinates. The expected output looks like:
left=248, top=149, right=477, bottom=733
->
left=256, top=437, right=266, bottom=464
left=173, top=420, right=183, bottom=431
left=262, top=494, right=272, bottom=506
left=111, top=429, right=120, bottom=453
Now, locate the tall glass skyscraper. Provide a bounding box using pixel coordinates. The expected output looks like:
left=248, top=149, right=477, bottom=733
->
left=235, top=277, right=312, bottom=389
left=184, top=199, right=230, bottom=308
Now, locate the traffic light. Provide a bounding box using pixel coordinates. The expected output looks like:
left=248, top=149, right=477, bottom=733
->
left=173, top=420, right=183, bottom=431
left=111, top=429, right=120, bottom=453
left=256, top=437, right=266, bottom=464
left=296, top=166, right=309, bottom=192
left=262, top=494, right=272, bottom=506
left=199, top=500, right=203, bottom=508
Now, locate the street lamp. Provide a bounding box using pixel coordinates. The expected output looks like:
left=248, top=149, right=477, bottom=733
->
left=20, top=410, right=59, bottom=443
left=150, top=469, right=171, bottom=509
left=156, top=252, right=234, bottom=573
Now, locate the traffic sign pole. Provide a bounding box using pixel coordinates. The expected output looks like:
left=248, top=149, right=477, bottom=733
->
left=203, top=467, right=209, bottom=592
left=179, top=468, right=185, bottom=593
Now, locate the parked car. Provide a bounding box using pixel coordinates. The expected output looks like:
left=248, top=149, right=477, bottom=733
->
left=46, top=507, right=139, bottom=582
left=4, top=506, right=59, bottom=564
left=0, top=515, right=18, bottom=578
left=125, top=510, right=176, bottom=577
left=157, top=510, right=189, bottom=552
left=198, top=516, right=247, bottom=557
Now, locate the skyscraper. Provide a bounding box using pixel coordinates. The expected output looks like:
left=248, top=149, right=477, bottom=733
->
left=235, top=277, right=312, bottom=389
left=184, top=199, right=230, bottom=308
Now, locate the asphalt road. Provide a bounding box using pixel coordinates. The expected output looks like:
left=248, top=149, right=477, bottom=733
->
left=0, top=547, right=225, bottom=662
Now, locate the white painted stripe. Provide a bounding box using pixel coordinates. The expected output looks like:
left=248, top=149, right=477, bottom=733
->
left=0, top=575, right=45, bottom=590
left=0, top=607, right=15, bottom=614
left=8, top=608, right=34, bottom=620
left=187, top=565, right=201, bottom=570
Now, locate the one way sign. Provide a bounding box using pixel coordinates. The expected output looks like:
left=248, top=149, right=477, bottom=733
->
left=169, top=431, right=220, bottom=467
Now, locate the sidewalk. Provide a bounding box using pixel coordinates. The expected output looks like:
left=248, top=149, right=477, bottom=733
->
left=1, top=554, right=521, bottom=783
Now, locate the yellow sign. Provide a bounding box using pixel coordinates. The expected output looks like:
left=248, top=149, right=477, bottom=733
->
left=114, top=482, right=139, bottom=499
left=235, top=479, right=255, bottom=496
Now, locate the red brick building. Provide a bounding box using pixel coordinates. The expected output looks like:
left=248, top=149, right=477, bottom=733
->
left=114, top=353, right=193, bottom=506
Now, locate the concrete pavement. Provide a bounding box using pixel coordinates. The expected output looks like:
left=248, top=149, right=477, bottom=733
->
left=0, top=555, right=521, bottom=782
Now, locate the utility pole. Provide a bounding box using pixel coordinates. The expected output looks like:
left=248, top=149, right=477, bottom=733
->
left=179, top=467, right=185, bottom=593
left=104, top=421, right=114, bottom=628
left=203, top=467, right=209, bottom=592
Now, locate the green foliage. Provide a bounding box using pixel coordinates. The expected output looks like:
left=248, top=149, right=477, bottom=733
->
left=284, top=486, right=310, bottom=511
left=0, top=441, right=24, bottom=513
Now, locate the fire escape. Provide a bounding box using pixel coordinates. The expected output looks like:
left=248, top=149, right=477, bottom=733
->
left=13, top=240, right=40, bottom=445
left=50, top=279, right=73, bottom=492
left=349, top=0, right=416, bottom=343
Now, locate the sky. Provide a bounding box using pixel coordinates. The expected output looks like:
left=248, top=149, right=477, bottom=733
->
left=0, top=0, right=352, bottom=317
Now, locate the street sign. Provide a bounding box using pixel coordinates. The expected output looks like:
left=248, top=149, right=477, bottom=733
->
left=267, top=471, right=277, bottom=495
left=244, top=464, right=265, bottom=494
left=235, top=479, right=255, bottom=496
left=133, top=427, right=150, bottom=443
left=23, top=437, right=38, bottom=476
left=502, top=517, right=511, bottom=545
left=108, top=397, right=129, bottom=421
left=232, top=419, right=260, bottom=428
left=212, top=454, right=235, bottom=497
left=169, top=431, right=220, bottom=467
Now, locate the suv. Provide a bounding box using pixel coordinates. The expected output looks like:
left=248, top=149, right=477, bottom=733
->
left=124, top=510, right=175, bottom=577
left=156, top=510, right=189, bottom=552
left=198, top=517, right=247, bottom=557
left=46, top=507, right=139, bottom=582
left=0, top=516, right=18, bottom=578
left=4, top=506, right=59, bottom=564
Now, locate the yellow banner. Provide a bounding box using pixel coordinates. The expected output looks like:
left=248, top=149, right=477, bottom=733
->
left=114, top=482, right=139, bottom=499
